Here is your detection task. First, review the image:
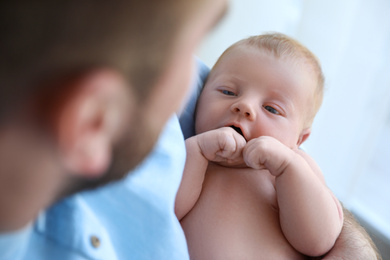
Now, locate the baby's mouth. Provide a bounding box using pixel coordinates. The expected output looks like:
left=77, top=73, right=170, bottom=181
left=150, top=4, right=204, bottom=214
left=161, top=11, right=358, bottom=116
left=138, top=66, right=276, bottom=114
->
left=230, top=125, right=245, bottom=140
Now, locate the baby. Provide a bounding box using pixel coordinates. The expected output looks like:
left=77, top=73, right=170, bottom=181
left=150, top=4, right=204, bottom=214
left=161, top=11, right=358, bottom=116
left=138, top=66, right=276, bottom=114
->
left=175, top=33, right=343, bottom=259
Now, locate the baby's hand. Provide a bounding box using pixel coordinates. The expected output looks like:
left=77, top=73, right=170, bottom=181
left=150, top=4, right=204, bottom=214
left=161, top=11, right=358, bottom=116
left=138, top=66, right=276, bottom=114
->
left=243, top=136, right=295, bottom=176
left=197, top=127, right=246, bottom=166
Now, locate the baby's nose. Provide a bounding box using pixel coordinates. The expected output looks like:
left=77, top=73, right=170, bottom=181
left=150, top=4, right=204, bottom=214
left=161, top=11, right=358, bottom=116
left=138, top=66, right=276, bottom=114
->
left=231, top=102, right=255, bottom=120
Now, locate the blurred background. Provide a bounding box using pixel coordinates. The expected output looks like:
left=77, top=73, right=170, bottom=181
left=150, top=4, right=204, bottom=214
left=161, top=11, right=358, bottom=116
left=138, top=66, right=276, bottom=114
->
left=197, top=0, right=390, bottom=258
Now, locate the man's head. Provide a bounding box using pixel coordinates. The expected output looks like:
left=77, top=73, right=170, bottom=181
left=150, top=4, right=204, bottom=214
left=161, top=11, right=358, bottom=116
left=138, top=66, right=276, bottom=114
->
left=195, top=33, right=324, bottom=149
left=0, top=0, right=227, bottom=230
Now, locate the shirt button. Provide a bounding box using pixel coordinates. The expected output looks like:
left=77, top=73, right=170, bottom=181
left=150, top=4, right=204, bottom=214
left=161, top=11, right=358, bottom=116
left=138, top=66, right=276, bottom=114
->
left=90, top=235, right=101, bottom=248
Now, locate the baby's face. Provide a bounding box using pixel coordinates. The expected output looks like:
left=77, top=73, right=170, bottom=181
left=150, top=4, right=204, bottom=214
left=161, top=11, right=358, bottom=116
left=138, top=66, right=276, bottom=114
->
left=195, top=46, right=316, bottom=148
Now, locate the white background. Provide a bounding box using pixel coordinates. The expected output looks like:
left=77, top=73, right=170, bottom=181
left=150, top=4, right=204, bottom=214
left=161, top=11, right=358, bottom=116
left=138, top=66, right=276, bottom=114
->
left=197, top=0, right=390, bottom=256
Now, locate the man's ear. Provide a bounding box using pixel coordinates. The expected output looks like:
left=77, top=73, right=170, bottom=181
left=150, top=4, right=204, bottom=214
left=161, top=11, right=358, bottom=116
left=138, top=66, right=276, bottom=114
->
left=297, top=127, right=311, bottom=147
left=54, top=69, right=133, bottom=178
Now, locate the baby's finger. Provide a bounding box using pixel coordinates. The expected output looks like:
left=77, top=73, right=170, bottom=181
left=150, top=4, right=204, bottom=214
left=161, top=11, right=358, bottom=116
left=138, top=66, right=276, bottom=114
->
left=243, top=139, right=266, bottom=170
left=214, top=128, right=246, bottom=163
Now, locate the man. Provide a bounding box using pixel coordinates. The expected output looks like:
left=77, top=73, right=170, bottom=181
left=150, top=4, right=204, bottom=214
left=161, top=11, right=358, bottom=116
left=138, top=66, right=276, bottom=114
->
left=0, top=0, right=227, bottom=259
left=0, top=0, right=380, bottom=259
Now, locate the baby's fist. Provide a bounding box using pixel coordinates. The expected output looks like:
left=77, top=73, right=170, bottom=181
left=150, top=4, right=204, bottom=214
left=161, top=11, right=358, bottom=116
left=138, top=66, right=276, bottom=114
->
left=243, top=136, right=293, bottom=176
left=197, top=127, right=246, bottom=166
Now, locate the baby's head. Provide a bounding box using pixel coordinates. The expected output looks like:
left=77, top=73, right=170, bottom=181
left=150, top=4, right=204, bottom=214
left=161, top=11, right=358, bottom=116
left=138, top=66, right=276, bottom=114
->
left=195, top=33, right=324, bottom=148
left=216, top=33, right=324, bottom=125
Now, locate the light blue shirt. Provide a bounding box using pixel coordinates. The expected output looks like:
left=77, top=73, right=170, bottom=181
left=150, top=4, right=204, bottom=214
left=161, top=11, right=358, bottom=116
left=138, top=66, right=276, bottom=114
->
left=0, top=59, right=210, bottom=260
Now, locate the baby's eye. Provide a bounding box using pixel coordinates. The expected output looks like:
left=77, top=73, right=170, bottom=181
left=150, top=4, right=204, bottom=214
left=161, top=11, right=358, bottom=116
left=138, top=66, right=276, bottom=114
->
left=263, top=105, right=280, bottom=115
left=221, top=90, right=236, bottom=96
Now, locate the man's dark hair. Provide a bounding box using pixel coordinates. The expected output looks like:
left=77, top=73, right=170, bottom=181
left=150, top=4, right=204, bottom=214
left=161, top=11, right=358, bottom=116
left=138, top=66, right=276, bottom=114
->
left=0, top=0, right=204, bottom=121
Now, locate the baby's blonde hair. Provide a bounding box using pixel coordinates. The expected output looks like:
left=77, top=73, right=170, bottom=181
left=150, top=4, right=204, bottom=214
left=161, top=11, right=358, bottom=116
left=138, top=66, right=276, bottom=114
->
left=212, top=33, right=324, bottom=127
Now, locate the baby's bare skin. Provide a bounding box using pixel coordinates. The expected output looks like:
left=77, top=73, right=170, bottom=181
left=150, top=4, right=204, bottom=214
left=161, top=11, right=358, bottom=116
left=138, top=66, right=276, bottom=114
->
left=181, top=162, right=306, bottom=260
left=176, top=38, right=351, bottom=258
left=175, top=127, right=342, bottom=259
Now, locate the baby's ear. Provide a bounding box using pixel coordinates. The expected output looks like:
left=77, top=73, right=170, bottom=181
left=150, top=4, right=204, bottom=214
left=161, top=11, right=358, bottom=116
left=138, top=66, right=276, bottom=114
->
left=297, top=127, right=311, bottom=147
left=53, top=69, right=133, bottom=178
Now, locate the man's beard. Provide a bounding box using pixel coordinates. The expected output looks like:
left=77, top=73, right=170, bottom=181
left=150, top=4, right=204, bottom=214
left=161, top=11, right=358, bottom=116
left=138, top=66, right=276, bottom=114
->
left=68, top=113, right=161, bottom=194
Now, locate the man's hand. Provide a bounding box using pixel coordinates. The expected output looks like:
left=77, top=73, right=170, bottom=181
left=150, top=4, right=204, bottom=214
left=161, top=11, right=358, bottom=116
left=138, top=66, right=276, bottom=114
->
left=243, top=136, right=295, bottom=176
left=197, top=127, right=246, bottom=166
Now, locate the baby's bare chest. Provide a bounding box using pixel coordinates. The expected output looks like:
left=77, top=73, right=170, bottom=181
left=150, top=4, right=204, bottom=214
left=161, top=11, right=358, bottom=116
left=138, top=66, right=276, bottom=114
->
left=181, top=164, right=304, bottom=259
left=201, top=164, right=278, bottom=210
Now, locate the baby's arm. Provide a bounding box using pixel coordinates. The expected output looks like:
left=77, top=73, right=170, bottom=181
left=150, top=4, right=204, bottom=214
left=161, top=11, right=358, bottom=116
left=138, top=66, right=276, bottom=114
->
left=322, top=206, right=381, bottom=259
left=244, top=136, right=343, bottom=257
left=175, top=127, right=246, bottom=220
